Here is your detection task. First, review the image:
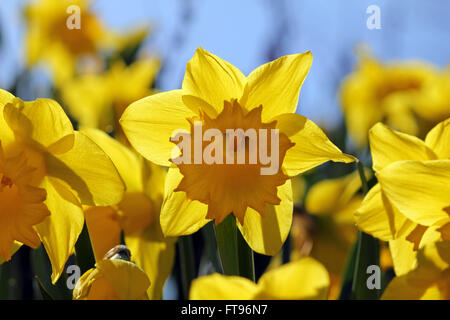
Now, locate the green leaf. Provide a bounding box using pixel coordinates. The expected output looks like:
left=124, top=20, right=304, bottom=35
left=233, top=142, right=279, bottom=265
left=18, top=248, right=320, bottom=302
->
left=201, top=221, right=223, bottom=273
left=338, top=240, right=357, bottom=300
left=75, top=222, right=96, bottom=274
left=178, top=235, right=196, bottom=299
left=35, top=276, right=54, bottom=300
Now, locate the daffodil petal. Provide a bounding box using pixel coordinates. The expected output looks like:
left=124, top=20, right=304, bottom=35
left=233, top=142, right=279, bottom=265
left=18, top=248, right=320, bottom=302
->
left=255, top=257, right=329, bottom=300
left=425, top=118, right=450, bottom=159
left=96, top=259, right=150, bottom=300
left=369, top=122, right=436, bottom=172
left=389, top=239, right=418, bottom=276
left=0, top=241, right=22, bottom=265
left=3, top=98, right=74, bottom=151
left=46, top=131, right=125, bottom=206
left=237, top=179, right=292, bottom=256
left=275, top=113, right=355, bottom=176
left=125, top=226, right=176, bottom=300
left=0, top=89, right=15, bottom=145
left=160, top=167, right=210, bottom=237
left=306, top=170, right=366, bottom=215
left=182, top=47, right=246, bottom=113
left=120, top=90, right=195, bottom=167
left=36, top=177, right=84, bottom=283
left=377, top=160, right=450, bottom=227
left=354, top=183, right=414, bottom=241
left=81, top=128, right=143, bottom=192
left=381, top=275, right=441, bottom=300
left=189, top=273, right=258, bottom=300
left=241, top=51, right=313, bottom=121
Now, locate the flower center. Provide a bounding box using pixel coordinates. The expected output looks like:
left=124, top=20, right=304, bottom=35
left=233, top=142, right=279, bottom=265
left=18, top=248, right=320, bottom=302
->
left=0, top=174, right=13, bottom=189
left=171, top=99, right=294, bottom=224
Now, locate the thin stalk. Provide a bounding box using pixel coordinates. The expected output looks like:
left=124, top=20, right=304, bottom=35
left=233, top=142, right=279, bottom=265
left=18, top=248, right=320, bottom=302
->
left=215, top=214, right=255, bottom=281
left=351, top=160, right=380, bottom=300
left=214, top=215, right=239, bottom=276
left=237, top=229, right=255, bottom=281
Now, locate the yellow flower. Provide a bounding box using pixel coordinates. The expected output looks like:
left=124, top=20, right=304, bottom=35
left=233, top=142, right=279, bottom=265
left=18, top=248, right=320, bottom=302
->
left=0, top=142, right=50, bottom=260
left=73, top=245, right=150, bottom=300
left=0, top=89, right=124, bottom=283
left=25, top=0, right=109, bottom=83
left=340, top=52, right=450, bottom=146
left=190, top=257, right=329, bottom=300
left=355, top=119, right=450, bottom=250
left=289, top=170, right=366, bottom=299
left=61, top=58, right=160, bottom=139
left=120, top=47, right=355, bottom=255
left=382, top=241, right=450, bottom=300
left=81, top=129, right=175, bottom=300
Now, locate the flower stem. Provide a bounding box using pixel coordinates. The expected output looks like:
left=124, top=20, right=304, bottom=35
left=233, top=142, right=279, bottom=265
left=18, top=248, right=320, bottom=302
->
left=178, top=235, right=196, bottom=299
left=215, top=214, right=255, bottom=281
left=214, top=215, right=239, bottom=276
left=237, top=229, right=255, bottom=282
left=351, top=160, right=380, bottom=300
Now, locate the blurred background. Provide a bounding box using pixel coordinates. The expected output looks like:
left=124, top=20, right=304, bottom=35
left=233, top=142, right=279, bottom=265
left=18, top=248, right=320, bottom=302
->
left=1, top=0, right=449, bottom=130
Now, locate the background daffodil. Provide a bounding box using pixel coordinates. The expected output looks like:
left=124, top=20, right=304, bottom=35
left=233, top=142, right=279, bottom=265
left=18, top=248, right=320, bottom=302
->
left=73, top=245, right=151, bottom=300
left=340, top=51, right=450, bottom=147
left=0, top=89, right=125, bottom=283
left=121, top=47, right=355, bottom=256
left=82, top=129, right=176, bottom=300
left=355, top=119, right=450, bottom=250
left=25, top=0, right=109, bottom=83
left=189, top=257, right=329, bottom=300
left=291, top=170, right=368, bottom=299
left=61, top=58, right=160, bottom=139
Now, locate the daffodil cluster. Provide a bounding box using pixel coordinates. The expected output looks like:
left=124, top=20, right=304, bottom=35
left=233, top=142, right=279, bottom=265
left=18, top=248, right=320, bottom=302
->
left=1, top=0, right=450, bottom=301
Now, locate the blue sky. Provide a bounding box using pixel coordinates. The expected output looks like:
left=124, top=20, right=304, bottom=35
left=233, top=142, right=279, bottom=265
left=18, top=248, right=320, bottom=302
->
left=0, top=0, right=449, bottom=129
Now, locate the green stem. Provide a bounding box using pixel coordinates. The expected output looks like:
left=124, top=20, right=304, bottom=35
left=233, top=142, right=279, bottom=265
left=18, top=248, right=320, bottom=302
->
left=178, top=235, right=196, bottom=299
left=237, top=229, right=255, bottom=282
left=215, top=214, right=255, bottom=281
left=75, top=222, right=96, bottom=274
left=214, top=215, right=239, bottom=276
left=351, top=160, right=380, bottom=300
left=356, top=160, right=369, bottom=195
left=338, top=241, right=357, bottom=300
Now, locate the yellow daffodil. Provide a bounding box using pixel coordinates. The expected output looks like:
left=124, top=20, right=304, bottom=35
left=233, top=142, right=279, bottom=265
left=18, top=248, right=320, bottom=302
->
left=190, top=257, right=329, bottom=300
left=382, top=241, right=450, bottom=300
left=81, top=129, right=175, bottom=300
left=25, top=0, right=109, bottom=83
left=73, top=245, right=150, bottom=300
left=340, top=52, right=450, bottom=146
left=61, top=58, right=160, bottom=138
left=121, top=47, right=355, bottom=255
left=289, top=170, right=366, bottom=299
left=355, top=119, right=450, bottom=250
left=0, top=89, right=124, bottom=283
